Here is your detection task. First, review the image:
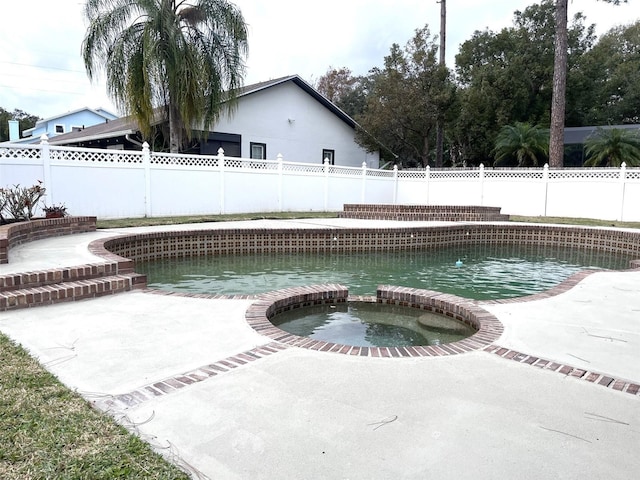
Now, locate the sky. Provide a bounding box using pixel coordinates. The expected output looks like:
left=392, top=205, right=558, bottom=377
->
left=0, top=0, right=638, bottom=120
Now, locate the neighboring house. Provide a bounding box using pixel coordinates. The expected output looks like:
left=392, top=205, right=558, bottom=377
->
left=564, top=124, right=640, bottom=166
left=7, top=107, right=118, bottom=144
left=50, top=75, right=380, bottom=168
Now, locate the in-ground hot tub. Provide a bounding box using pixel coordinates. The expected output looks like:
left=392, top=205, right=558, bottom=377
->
left=244, top=284, right=503, bottom=357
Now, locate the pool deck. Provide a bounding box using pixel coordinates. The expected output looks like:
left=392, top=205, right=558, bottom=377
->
left=1, top=218, right=639, bottom=479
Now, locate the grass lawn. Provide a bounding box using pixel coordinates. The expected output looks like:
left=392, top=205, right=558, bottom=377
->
left=96, top=211, right=340, bottom=228
left=0, top=335, right=190, bottom=479
left=96, top=211, right=640, bottom=230
left=2, top=211, right=637, bottom=478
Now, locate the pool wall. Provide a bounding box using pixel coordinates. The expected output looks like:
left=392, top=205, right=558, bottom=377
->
left=95, top=224, right=640, bottom=268
left=244, top=284, right=503, bottom=357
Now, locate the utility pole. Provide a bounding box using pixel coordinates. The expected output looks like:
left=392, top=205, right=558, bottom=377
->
left=435, top=0, right=446, bottom=168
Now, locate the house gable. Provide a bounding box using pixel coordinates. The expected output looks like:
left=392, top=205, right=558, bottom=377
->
left=22, top=107, right=118, bottom=139
left=212, top=80, right=374, bottom=166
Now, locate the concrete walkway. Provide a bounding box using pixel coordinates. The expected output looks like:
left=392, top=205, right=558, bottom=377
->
left=1, top=220, right=639, bottom=479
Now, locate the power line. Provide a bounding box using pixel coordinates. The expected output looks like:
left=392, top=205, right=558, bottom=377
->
left=0, top=60, right=85, bottom=74
left=0, top=84, right=90, bottom=96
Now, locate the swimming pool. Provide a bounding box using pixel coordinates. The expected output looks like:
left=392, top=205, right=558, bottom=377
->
left=137, top=243, right=633, bottom=300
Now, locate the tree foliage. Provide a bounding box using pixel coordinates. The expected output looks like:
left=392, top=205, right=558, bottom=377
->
left=583, top=128, right=640, bottom=167
left=355, top=26, right=455, bottom=167
left=315, top=67, right=369, bottom=119
left=452, top=0, right=593, bottom=165
left=0, top=108, right=40, bottom=142
left=312, top=1, right=637, bottom=168
left=575, top=20, right=640, bottom=125
left=82, top=0, right=248, bottom=153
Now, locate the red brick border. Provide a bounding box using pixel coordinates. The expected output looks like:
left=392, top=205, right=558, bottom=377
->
left=484, top=344, right=640, bottom=397
left=99, top=342, right=290, bottom=410
left=244, top=284, right=503, bottom=357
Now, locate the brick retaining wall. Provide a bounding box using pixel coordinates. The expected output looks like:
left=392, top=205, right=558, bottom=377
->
left=339, top=204, right=510, bottom=222
left=0, top=217, right=96, bottom=264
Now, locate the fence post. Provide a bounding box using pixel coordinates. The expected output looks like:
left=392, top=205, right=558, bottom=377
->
left=40, top=135, right=53, bottom=205
left=142, top=142, right=152, bottom=217
left=277, top=153, right=284, bottom=212
left=393, top=164, right=398, bottom=205
left=323, top=158, right=330, bottom=211
left=619, top=162, right=627, bottom=221
left=361, top=161, right=367, bottom=203
left=543, top=163, right=549, bottom=217
left=424, top=165, right=430, bottom=205
left=478, top=163, right=485, bottom=206
left=218, top=148, right=225, bottom=214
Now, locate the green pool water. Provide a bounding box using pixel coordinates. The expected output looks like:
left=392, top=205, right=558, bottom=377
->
left=137, top=244, right=632, bottom=300
left=271, top=302, right=477, bottom=347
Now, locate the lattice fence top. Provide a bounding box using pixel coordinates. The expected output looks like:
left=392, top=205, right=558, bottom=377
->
left=152, top=151, right=219, bottom=167
left=368, top=169, right=395, bottom=178
left=0, top=145, right=41, bottom=160
left=281, top=162, right=325, bottom=174
left=484, top=170, right=545, bottom=180
left=2, top=143, right=640, bottom=182
left=225, top=158, right=279, bottom=171
left=328, top=165, right=362, bottom=177
left=431, top=170, right=481, bottom=180
left=548, top=169, right=621, bottom=180
left=50, top=146, right=143, bottom=164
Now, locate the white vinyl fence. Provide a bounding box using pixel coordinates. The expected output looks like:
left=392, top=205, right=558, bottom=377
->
left=1, top=139, right=639, bottom=221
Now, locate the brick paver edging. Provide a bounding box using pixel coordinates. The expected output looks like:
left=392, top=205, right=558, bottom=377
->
left=484, top=344, right=640, bottom=398
left=97, top=342, right=291, bottom=410
left=244, top=284, right=503, bottom=357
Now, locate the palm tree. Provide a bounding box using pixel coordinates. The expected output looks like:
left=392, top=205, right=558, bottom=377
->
left=493, top=122, right=549, bottom=167
left=82, top=0, right=248, bottom=153
left=583, top=128, right=640, bottom=167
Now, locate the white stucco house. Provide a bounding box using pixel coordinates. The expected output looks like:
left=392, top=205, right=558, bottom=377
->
left=7, top=107, right=118, bottom=144
left=50, top=75, right=380, bottom=168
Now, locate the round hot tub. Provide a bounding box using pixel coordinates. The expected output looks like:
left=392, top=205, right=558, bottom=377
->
left=245, top=284, right=503, bottom=357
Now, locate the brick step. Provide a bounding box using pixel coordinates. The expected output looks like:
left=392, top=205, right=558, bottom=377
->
left=0, top=273, right=146, bottom=311
left=338, top=204, right=509, bottom=222
left=0, top=262, right=127, bottom=293
left=338, top=212, right=510, bottom=222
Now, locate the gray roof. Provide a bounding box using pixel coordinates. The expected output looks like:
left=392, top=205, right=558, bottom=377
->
left=564, top=124, right=640, bottom=144
left=50, top=75, right=357, bottom=146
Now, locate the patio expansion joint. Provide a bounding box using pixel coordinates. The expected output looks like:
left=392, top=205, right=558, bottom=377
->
left=94, top=341, right=290, bottom=411
left=484, top=344, right=640, bottom=397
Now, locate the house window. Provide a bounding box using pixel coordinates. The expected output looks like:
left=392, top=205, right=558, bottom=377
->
left=54, top=124, right=65, bottom=134
left=250, top=142, right=267, bottom=160
left=322, top=149, right=335, bottom=165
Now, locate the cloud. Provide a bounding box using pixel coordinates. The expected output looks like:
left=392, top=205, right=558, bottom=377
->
left=1, top=0, right=638, bottom=119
